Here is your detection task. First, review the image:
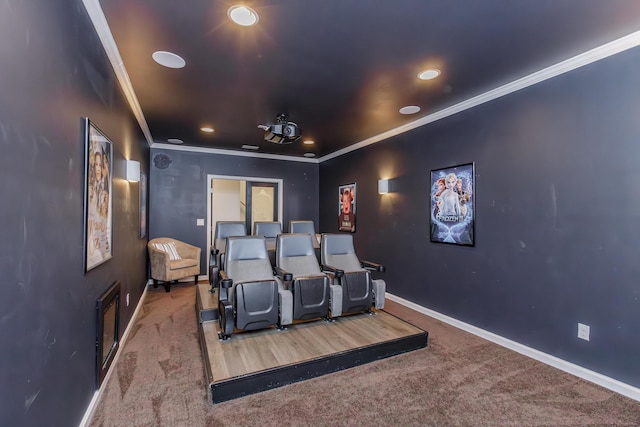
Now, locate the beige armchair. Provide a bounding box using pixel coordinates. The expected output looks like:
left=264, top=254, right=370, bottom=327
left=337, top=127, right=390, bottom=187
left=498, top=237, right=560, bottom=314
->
left=148, top=238, right=201, bottom=292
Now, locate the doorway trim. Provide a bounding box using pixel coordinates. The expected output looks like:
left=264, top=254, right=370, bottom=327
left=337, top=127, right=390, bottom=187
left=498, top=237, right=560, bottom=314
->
left=206, top=174, right=283, bottom=279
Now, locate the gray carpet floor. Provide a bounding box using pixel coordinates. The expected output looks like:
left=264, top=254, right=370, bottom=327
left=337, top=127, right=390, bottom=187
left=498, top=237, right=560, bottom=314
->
left=89, top=282, right=640, bottom=426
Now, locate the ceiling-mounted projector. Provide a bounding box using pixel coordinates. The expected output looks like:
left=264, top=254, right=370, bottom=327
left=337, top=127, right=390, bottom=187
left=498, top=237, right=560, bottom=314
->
left=261, top=113, right=301, bottom=144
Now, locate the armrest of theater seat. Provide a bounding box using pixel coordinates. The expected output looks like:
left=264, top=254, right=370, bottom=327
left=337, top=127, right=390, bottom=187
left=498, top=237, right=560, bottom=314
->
left=218, top=296, right=234, bottom=339
left=274, top=266, right=293, bottom=283
left=361, top=260, right=386, bottom=273
left=208, top=264, right=219, bottom=289
left=209, top=246, right=220, bottom=290
left=276, top=276, right=293, bottom=326
left=320, top=264, right=344, bottom=278
left=217, top=265, right=235, bottom=338
left=218, top=271, right=233, bottom=302
left=209, top=247, right=219, bottom=265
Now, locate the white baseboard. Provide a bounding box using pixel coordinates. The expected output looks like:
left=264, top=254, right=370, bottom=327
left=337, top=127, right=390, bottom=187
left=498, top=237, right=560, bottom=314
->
left=79, top=285, right=149, bottom=427
left=386, top=293, right=640, bottom=403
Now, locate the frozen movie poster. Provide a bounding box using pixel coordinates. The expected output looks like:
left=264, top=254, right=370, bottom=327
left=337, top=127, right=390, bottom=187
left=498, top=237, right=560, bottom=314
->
left=429, top=163, right=475, bottom=246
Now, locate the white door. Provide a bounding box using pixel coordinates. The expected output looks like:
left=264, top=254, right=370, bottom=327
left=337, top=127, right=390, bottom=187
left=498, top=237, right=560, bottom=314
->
left=207, top=176, right=282, bottom=269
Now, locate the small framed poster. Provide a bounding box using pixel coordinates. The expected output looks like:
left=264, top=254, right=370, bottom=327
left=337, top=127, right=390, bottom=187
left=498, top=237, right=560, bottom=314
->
left=338, top=183, right=356, bottom=232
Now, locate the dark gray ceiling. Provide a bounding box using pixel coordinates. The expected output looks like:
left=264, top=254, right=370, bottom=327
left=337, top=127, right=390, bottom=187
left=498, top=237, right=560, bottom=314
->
left=99, top=0, right=640, bottom=159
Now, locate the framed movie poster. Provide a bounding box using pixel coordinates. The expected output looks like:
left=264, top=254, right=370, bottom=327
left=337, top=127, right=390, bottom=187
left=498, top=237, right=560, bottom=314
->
left=429, top=163, right=475, bottom=246
left=139, top=171, right=147, bottom=238
left=83, top=118, right=113, bottom=272
left=338, top=183, right=356, bottom=232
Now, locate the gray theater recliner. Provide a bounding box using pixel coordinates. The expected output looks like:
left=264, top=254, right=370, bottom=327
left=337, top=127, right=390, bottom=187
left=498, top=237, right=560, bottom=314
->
left=289, top=220, right=317, bottom=237
left=320, top=234, right=386, bottom=316
left=218, top=236, right=293, bottom=340
left=289, top=220, right=320, bottom=244
left=275, top=233, right=336, bottom=322
left=253, top=221, right=282, bottom=266
left=289, top=220, right=321, bottom=256
left=209, top=221, right=246, bottom=292
left=253, top=221, right=282, bottom=238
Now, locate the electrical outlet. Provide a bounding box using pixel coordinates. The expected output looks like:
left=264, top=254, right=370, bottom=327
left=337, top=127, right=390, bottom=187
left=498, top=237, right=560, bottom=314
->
left=196, top=218, right=205, bottom=226
left=577, top=323, right=590, bottom=341
left=126, top=293, right=130, bottom=307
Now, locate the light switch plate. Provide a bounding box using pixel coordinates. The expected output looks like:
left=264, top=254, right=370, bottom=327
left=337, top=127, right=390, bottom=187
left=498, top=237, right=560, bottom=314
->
left=577, top=323, right=590, bottom=341
left=196, top=218, right=205, bottom=226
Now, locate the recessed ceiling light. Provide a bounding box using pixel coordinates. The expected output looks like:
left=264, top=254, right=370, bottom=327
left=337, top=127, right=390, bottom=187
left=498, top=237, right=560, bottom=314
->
left=200, top=127, right=214, bottom=133
left=167, top=138, right=184, bottom=144
left=418, top=69, right=440, bottom=80
left=303, top=140, right=314, bottom=145
left=152, top=51, right=186, bottom=69
left=228, top=5, right=259, bottom=26
left=241, top=144, right=259, bottom=150
left=303, top=153, right=316, bottom=157
left=399, top=106, right=421, bottom=115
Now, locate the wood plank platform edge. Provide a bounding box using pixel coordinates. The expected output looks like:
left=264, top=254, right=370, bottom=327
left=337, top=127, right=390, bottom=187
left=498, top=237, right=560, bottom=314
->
left=209, top=330, right=428, bottom=403
left=198, top=318, right=215, bottom=388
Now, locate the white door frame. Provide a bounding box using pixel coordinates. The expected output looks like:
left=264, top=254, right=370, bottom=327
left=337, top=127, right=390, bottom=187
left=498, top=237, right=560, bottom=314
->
left=206, top=174, right=283, bottom=279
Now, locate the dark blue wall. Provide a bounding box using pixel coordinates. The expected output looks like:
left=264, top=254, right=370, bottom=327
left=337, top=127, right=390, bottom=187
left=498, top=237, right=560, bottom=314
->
left=320, top=47, right=640, bottom=388
left=0, top=1, right=149, bottom=425
left=2, top=2, right=638, bottom=424
left=149, top=148, right=319, bottom=271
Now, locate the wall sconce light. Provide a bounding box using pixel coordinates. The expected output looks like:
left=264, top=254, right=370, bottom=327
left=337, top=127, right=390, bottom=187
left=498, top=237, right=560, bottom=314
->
left=125, top=160, right=140, bottom=182
left=378, top=179, right=389, bottom=194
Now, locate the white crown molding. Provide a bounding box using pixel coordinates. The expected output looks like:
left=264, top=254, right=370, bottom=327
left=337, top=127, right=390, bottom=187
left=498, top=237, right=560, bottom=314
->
left=386, top=293, right=640, bottom=403
left=82, top=0, right=153, bottom=147
left=152, top=142, right=319, bottom=163
left=318, top=29, right=640, bottom=163
left=84, top=0, right=640, bottom=163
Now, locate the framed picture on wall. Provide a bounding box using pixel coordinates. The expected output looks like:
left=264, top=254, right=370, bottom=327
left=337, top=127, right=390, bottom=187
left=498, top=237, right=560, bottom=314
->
left=139, top=171, right=147, bottom=238
left=429, top=163, right=475, bottom=246
left=338, top=183, right=356, bottom=232
left=83, top=118, right=114, bottom=272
